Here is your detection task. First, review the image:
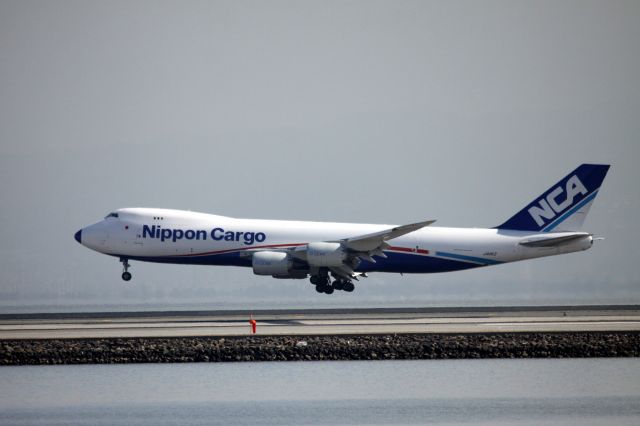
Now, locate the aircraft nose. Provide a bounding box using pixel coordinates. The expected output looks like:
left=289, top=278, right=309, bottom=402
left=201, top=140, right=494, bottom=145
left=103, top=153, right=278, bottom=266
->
left=74, top=229, right=82, bottom=244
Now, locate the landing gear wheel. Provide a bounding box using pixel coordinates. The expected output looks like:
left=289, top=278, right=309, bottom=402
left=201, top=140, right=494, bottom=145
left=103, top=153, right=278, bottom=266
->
left=332, top=280, right=345, bottom=291
left=120, top=258, right=132, bottom=282
left=323, top=286, right=334, bottom=294
left=315, top=285, right=325, bottom=293
left=343, top=282, right=355, bottom=292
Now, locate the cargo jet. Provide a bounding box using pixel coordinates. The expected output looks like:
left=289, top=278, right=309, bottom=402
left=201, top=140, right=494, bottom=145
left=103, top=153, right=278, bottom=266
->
left=75, top=164, right=609, bottom=294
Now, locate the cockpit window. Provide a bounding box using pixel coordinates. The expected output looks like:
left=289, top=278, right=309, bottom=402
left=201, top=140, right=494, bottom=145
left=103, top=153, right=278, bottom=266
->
left=104, top=212, right=119, bottom=219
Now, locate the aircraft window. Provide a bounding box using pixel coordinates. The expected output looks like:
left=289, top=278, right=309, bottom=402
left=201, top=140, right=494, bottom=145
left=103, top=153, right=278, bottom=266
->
left=104, top=212, right=119, bottom=219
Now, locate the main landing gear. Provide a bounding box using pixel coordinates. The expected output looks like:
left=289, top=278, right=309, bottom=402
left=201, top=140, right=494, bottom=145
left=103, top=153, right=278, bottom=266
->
left=121, top=258, right=132, bottom=281
left=310, top=274, right=355, bottom=295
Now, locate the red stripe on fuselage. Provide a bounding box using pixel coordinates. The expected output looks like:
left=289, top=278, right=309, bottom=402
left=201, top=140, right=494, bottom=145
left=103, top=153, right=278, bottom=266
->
left=167, top=243, right=429, bottom=258
left=169, top=242, right=306, bottom=258
left=387, top=246, right=429, bottom=255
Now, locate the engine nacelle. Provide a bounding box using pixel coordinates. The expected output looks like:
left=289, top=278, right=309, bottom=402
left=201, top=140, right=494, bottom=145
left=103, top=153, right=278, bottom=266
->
left=306, top=242, right=347, bottom=267
left=252, top=251, right=292, bottom=276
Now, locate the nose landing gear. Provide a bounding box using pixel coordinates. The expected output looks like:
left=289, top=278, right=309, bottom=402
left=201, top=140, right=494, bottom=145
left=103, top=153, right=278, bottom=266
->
left=121, top=258, right=132, bottom=281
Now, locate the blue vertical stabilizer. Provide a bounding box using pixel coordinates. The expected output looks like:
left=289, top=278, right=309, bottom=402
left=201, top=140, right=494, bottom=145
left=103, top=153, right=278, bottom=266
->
left=496, top=164, right=610, bottom=232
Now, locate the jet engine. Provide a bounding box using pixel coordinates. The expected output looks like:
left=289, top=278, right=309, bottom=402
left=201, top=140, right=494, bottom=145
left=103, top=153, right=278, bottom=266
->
left=252, top=251, right=308, bottom=279
left=306, top=242, right=347, bottom=267
left=252, top=251, right=292, bottom=275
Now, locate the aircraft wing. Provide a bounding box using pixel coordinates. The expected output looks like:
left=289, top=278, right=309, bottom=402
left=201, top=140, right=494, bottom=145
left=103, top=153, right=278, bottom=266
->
left=341, top=220, right=436, bottom=252
left=519, top=232, right=591, bottom=247
left=328, top=220, right=435, bottom=278
left=249, top=219, right=435, bottom=280
left=286, top=219, right=434, bottom=256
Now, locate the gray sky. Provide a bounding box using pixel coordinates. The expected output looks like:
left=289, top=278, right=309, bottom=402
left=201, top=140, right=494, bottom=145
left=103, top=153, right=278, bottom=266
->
left=1, top=0, right=639, bottom=311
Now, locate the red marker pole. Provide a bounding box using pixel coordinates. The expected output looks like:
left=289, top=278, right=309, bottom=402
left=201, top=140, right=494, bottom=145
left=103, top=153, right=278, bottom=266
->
left=249, top=314, right=257, bottom=334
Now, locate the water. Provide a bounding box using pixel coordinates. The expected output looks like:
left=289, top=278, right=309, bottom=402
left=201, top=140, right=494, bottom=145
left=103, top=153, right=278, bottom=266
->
left=1, top=359, right=639, bottom=425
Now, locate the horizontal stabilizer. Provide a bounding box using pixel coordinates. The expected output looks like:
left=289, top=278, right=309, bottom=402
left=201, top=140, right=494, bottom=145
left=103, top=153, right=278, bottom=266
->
left=519, top=232, right=591, bottom=247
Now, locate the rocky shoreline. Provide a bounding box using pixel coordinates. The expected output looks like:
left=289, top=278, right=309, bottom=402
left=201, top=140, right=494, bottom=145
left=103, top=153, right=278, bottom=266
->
left=2, top=332, right=638, bottom=365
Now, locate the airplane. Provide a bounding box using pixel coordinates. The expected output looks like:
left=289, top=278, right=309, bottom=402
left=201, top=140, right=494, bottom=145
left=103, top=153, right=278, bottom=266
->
left=74, top=164, right=610, bottom=294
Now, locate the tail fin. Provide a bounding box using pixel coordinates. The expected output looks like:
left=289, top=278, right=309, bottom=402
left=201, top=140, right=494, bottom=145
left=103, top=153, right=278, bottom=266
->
left=496, top=164, right=610, bottom=232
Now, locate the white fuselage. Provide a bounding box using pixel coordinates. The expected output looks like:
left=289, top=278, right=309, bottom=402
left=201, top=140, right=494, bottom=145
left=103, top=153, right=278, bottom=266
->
left=78, top=208, right=592, bottom=274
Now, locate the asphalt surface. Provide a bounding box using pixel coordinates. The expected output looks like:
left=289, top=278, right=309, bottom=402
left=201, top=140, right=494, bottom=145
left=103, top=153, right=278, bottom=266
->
left=1, top=306, right=639, bottom=339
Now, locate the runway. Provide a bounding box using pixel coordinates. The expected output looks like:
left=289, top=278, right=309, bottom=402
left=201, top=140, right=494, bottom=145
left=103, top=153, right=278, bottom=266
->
left=1, top=306, right=639, bottom=339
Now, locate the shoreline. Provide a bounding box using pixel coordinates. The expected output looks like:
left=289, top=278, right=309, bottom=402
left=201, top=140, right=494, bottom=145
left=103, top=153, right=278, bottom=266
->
left=2, top=332, right=638, bottom=365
